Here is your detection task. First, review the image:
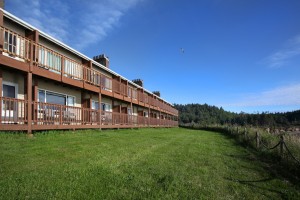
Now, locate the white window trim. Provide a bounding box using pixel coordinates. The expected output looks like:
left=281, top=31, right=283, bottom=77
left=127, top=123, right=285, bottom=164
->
left=2, top=81, right=18, bottom=98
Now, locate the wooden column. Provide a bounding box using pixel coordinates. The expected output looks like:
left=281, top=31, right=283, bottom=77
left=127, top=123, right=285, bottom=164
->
left=130, top=102, right=133, bottom=126
left=33, top=79, right=38, bottom=124
left=25, top=30, right=39, bottom=133
left=26, top=72, right=33, bottom=134
left=0, top=10, right=3, bottom=50
left=98, top=92, right=102, bottom=129
left=26, top=30, right=39, bottom=71
left=61, top=56, right=65, bottom=81
left=148, top=106, right=150, bottom=126
left=0, top=9, right=3, bottom=26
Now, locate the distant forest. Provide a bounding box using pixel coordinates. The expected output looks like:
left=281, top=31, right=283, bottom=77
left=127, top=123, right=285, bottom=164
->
left=174, top=104, right=300, bottom=127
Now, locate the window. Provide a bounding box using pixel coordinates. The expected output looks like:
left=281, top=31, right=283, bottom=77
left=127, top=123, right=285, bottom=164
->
left=4, top=31, right=16, bottom=54
left=92, top=100, right=99, bottom=110
left=3, top=84, right=16, bottom=98
left=128, top=108, right=132, bottom=115
left=39, top=48, right=62, bottom=73
left=144, top=111, right=148, bottom=117
left=128, top=87, right=132, bottom=98
left=2, top=82, right=18, bottom=118
left=101, top=76, right=112, bottom=91
left=132, top=89, right=137, bottom=99
left=101, top=103, right=111, bottom=112
left=64, top=59, right=82, bottom=79
left=3, top=30, right=27, bottom=61
left=38, top=89, right=75, bottom=106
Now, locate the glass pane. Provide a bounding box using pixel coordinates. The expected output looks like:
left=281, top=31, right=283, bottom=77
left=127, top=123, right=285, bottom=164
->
left=92, top=101, right=99, bottom=110
left=38, top=90, right=45, bottom=102
left=46, top=92, right=65, bottom=105
left=101, top=103, right=105, bottom=111
left=67, top=96, right=75, bottom=106
left=3, top=85, right=15, bottom=98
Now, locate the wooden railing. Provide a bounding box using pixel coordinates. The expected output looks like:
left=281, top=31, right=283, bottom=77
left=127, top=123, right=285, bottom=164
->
left=35, top=101, right=179, bottom=127
left=0, top=26, right=178, bottom=116
left=33, top=43, right=62, bottom=73
left=0, top=26, right=31, bottom=61
left=0, top=97, right=28, bottom=124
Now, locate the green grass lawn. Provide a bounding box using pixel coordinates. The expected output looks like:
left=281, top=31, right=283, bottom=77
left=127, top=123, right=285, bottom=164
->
left=0, top=128, right=299, bottom=199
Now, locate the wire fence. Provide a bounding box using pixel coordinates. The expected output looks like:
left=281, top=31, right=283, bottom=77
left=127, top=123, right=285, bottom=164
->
left=181, top=125, right=300, bottom=168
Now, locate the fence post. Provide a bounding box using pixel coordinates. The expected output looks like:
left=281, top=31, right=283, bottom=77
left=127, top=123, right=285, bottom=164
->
left=280, top=135, right=284, bottom=158
left=256, top=131, right=260, bottom=149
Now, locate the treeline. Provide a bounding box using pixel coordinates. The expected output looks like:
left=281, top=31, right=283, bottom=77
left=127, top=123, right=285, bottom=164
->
left=174, top=104, right=300, bottom=127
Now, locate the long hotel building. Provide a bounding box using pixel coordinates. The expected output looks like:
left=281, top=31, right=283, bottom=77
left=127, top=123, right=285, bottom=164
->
left=0, top=8, right=178, bottom=133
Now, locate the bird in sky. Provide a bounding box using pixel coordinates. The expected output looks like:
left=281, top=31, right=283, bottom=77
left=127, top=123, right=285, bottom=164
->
left=180, top=48, right=184, bottom=54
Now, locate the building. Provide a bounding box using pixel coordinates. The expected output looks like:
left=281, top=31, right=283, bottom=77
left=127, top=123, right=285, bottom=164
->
left=0, top=8, right=178, bottom=133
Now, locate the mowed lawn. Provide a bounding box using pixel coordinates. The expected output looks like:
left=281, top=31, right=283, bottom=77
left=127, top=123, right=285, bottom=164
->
left=0, top=128, right=299, bottom=199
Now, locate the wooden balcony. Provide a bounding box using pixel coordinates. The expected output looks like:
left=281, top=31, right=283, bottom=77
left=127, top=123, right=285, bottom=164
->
left=0, top=26, right=178, bottom=117
left=0, top=97, right=178, bottom=132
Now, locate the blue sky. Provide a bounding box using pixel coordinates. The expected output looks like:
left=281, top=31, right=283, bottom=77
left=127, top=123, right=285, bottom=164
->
left=6, top=0, right=300, bottom=113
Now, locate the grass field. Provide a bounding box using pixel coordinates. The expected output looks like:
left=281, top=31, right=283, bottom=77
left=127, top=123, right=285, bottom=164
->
left=0, top=128, right=299, bottom=199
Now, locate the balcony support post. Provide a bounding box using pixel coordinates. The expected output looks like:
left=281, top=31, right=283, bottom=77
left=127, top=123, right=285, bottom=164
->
left=61, top=56, right=65, bottom=81
left=33, top=80, right=38, bottom=124
left=98, top=92, right=101, bottom=129
left=26, top=30, right=39, bottom=71
left=0, top=9, right=3, bottom=26
left=130, top=101, right=133, bottom=127
left=26, top=72, right=33, bottom=134
left=0, top=10, right=3, bottom=50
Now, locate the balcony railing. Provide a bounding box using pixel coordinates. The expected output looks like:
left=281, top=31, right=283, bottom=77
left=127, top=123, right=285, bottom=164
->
left=0, top=98, right=178, bottom=130
left=0, top=26, right=178, bottom=116
left=0, top=26, right=30, bottom=61
left=32, top=101, right=177, bottom=127
left=1, top=97, right=28, bottom=124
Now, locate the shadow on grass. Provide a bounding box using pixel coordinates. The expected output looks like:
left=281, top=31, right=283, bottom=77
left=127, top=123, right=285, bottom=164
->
left=224, top=177, right=287, bottom=199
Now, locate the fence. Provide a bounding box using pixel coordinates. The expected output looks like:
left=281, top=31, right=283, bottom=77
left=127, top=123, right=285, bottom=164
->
left=181, top=125, right=300, bottom=170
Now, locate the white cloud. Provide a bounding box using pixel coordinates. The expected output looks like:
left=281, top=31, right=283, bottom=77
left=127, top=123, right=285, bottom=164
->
left=6, top=0, right=144, bottom=50
left=223, top=83, right=300, bottom=110
left=265, top=34, right=300, bottom=68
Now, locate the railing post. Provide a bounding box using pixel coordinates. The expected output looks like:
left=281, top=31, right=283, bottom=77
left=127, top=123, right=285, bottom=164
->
left=60, top=105, right=63, bottom=125
left=61, top=56, right=65, bottom=81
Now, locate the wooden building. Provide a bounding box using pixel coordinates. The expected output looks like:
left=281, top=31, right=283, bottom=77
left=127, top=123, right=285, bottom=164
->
left=0, top=8, right=178, bottom=133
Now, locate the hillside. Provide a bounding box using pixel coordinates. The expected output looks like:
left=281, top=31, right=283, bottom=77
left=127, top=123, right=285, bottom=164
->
left=174, top=104, right=300, bottom=127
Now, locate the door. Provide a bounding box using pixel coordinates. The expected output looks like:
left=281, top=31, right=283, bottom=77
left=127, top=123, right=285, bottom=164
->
left=2, top=82, right=18, bottom=122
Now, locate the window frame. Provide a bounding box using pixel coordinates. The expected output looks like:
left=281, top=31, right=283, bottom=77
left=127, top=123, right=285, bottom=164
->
left=38, top=89, right=75, bottom=107
left=2, top=81, right=18, bottom=98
